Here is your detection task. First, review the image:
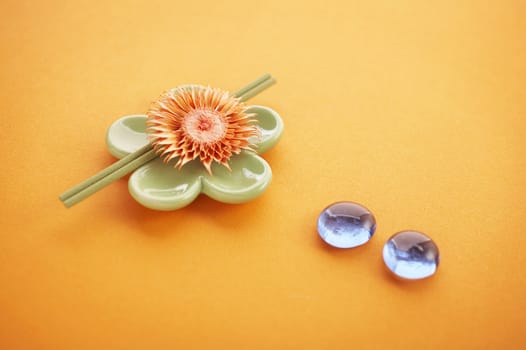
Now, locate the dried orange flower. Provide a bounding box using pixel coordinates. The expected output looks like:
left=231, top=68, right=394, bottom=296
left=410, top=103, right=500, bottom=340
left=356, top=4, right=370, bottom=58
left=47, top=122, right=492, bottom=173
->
left=146, top=86, right=258, bottom=174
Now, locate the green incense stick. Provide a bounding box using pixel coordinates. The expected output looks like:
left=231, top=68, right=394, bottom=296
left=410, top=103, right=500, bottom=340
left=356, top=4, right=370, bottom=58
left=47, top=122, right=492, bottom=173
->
left=63, top=149, right=158, bottom=208
left=58, top=143, right=153, bottom=202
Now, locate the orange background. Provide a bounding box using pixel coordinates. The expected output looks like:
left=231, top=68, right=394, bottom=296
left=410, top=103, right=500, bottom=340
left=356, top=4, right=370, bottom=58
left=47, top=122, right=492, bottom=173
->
left=1, top=0, right=525, bottom=349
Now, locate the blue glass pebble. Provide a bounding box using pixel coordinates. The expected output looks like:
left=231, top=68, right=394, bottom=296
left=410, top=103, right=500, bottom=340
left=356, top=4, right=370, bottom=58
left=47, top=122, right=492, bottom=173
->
left=317, top=202, right=376, bottom=248
left=383, top=231, right=440, bottom=280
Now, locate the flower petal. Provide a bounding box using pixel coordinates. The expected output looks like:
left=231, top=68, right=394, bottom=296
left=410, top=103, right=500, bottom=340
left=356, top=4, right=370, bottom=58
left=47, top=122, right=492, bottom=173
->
left=202, top=153, right=272, bottom=204
left=106, top=115, right=149, bottom=159
left=128, top=158, right=203, bottom=210
left=247, top=105, right=284, bottom=154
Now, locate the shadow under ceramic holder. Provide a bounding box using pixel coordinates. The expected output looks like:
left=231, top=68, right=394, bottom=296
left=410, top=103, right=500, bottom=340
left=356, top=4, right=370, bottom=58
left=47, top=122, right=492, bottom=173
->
left=106, top=104, right=284, bottom=210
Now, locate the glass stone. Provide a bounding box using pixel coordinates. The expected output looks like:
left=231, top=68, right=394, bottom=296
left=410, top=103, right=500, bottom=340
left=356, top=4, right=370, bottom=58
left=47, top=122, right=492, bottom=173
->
left=383, top=231, right=440, bottom=280
left=317, top=201, right=376, bottom=248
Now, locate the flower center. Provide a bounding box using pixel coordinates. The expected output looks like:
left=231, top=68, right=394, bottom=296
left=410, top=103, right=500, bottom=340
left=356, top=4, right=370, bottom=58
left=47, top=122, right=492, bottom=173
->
left=183, top=108, right=227, bottom=144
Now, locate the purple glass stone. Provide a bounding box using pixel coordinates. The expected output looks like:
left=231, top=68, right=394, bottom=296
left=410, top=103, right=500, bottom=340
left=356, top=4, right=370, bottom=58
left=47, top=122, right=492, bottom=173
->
left=317, top=201, right=376, bottom=248
left=383, top=230, right=440, bottom=280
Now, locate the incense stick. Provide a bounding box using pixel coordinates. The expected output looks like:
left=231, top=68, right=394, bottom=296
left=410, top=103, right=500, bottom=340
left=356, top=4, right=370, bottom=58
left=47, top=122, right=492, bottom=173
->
left=58, top=143, right=153, bottom=201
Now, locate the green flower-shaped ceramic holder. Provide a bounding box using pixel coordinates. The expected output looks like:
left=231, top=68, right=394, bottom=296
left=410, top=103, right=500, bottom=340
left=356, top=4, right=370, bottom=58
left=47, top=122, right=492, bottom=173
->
left=106, top=105, right=284, bottom=210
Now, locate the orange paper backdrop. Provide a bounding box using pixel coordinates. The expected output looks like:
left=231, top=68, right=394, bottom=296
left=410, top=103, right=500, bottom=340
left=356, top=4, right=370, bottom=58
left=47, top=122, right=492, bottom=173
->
left=1, top=0, right=525, bottom=349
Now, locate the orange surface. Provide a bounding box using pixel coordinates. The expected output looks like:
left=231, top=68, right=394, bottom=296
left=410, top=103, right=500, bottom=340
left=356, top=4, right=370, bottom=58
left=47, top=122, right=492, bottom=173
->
left=1, top=0, right=525, bottom=349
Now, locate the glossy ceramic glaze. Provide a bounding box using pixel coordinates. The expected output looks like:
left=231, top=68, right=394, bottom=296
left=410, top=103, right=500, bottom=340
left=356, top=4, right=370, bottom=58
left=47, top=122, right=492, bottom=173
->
left=106, top=104, right=283, bottom=210
left=105, top=114, right=150, bottom=158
